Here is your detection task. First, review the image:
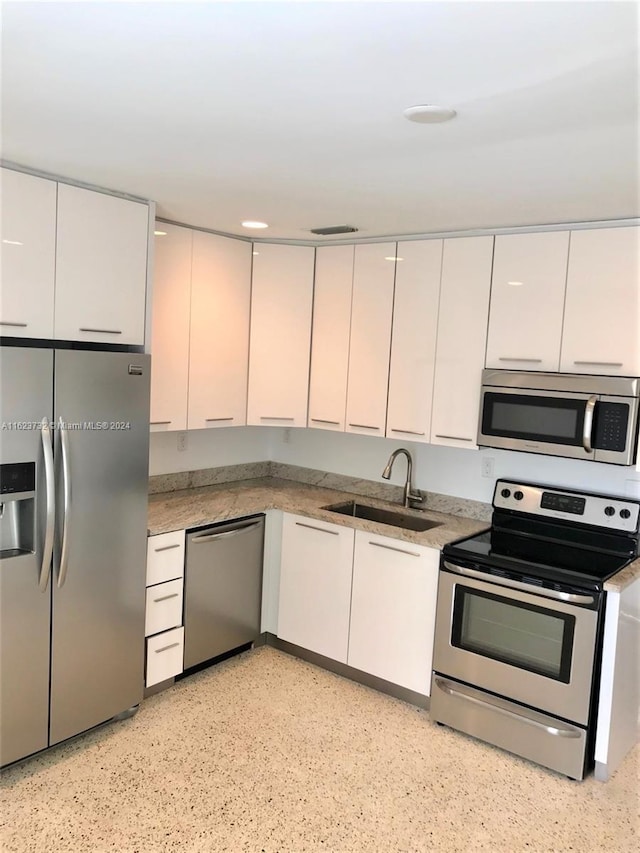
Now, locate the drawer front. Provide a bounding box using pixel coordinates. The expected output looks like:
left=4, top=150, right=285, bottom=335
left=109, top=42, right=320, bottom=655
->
left=146, top=626, right=184, bottom=688
left=145, top=579, right=183, bottom=637
left=146, top=530, right=185, bottom=586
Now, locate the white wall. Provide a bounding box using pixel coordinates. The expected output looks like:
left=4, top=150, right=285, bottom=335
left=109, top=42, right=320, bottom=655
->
left=149, top=424, right=640, bottom=501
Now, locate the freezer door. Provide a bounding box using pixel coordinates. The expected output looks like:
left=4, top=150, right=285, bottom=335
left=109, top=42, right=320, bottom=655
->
left=0, top=347, right=53, bottom=766
left=49, top=350, right=150, bottom=746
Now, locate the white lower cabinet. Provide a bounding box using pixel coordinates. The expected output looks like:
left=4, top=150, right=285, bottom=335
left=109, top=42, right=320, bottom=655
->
left=348, top=531, right=439, bottom=695
left=277, top=514, right=439, bottom=695
left=277, top=514, right=355, bottom=662
left=145, top=531, right=185, bottom=688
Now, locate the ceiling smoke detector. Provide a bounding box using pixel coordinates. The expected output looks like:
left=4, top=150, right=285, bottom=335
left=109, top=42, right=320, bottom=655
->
left=310, top=225, right=359, bottom=236
left=403, top=104, right=457, bottom=123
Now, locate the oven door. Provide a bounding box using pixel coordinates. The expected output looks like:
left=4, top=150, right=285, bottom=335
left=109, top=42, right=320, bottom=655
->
left=433, top=563, right=599, bottom=725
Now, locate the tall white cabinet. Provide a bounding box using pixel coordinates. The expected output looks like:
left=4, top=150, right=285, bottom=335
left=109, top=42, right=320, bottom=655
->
left=431, top=236, right=494, bottom=448
left=386, top=239, right=442, bottom=442
left=345, top=243, right=396, bottom=436
left=247, top=244, right=315, bottom=428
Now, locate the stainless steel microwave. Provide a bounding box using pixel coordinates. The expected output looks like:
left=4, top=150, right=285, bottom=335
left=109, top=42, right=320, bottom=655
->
left=478, top=370, right=640, bottom=465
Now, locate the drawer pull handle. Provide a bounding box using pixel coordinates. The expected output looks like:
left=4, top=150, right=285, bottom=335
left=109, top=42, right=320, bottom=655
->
left=348, top=423, right=379, bottom=431
left=150, top=421, right=172, bottom=426
left=259, top=416, right=295, bottom=421
left=79, top=327, right=123, bottom=335
left=154, top=543, right=181, bottom=553
left=435, top=434, right=473, bottom=442
left=498, top=357, right=542, bottom=363
left=574, top=361, right=623, bottom=368
left=310, top=418, right=340, bottom=426
left=295, top=521, right=339, bottom=536
left=369, top=541, right=420, bottom=558
left=153, top=593, right=180, bottom=603
left=206, top=417, right=234, bottom=422
left=154, top=641, right=180, bottom=654
left=0, top=321, right=28, bottom=327
left=390, top=429, right=425, bottom=436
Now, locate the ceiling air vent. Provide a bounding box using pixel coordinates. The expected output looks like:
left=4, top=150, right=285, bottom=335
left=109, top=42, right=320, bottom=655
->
left=309, top=225, right=359, bottom=236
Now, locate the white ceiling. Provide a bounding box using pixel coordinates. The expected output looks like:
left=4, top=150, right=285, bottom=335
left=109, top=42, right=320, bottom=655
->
left=2, top=1, right=638, bottom=240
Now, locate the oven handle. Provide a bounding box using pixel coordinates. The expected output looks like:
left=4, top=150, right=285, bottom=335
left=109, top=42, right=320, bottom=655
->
left=582, top=395, right=598, bottom=454
left=434, top=678, right=582, bottom=739
left=442, top=561, right=596, bottom=605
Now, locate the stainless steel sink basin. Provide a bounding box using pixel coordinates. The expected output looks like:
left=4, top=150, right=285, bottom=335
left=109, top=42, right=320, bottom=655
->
left=322, top=501, right=442, bottom=532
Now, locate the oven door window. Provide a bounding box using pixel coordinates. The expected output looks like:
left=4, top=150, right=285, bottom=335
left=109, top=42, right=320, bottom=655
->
left=451, top=586, right=575, bottom=682
left=481, top=392, right=586, bottom=447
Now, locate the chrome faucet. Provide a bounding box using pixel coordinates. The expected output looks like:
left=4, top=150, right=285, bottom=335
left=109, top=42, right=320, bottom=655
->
left=381, top=448, right=424, bottom=509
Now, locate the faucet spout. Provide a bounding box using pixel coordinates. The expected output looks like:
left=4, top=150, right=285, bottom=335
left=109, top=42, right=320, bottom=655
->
left=381, top=448, right=424, bottom=508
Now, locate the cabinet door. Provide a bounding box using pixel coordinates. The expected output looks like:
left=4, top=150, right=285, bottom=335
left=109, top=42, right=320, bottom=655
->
left=345, top=243, right=396, bottom=436
left=0, top=168, right=57, bottom=339
left=431, top=236, right=494, bottom=448
left=308, top=245, right=354, bottom=432
left=486, top=232, right=569, bottom=372
left=560, top=227, right=640, bottom=376
left=247, top=244, right=315, bottom=427
left=149, top=225, right=192, bottom=432
left=277, top=513, right=354, bottom=662
left=188, top=232, right=252, bottom=429
left=387, top=240, right=442, bottom=442
left=54, top=183, right=149, bottom=345
left=348, top=531, right=439, bottom=695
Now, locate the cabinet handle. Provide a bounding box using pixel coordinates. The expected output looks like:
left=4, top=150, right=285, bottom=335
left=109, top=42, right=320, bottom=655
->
left=206, top=417, right=234, bottom=422
left=154, top=641, right=180, bottom=654
left=154, top=543, right=181, bottom=553
left=348, top=423, right=379, bottom=431
left=79, top=327, right=123, bottom=335
left=434, top=434, right=473, bottom=442
left=153, top=592, right=180, bottom=603
left=150, top=421, right=172, bottom=426
left=260, top=416, right=295, bottom=421
left=295, top=521, right=339, bottom=536
left=368, top=541, right=420, bottom=558
left=0, top=321, right=28, bottom=327
left=498, top=357, right=542, bottom=363
left=574, top=361, right=623, bottom=368
left=390, top=429, right=425, bottom=436
left=310, top=418, right=340, bottom=426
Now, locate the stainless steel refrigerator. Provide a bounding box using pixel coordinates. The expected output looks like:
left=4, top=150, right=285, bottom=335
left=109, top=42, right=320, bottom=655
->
left=0, top=346, right=150, bottom=767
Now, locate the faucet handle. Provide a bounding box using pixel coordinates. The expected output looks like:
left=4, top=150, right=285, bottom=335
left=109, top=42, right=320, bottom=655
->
left=408, top=489, right=427, bottom=510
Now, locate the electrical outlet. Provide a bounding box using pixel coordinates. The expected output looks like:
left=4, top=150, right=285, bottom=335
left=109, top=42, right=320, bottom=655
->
left=177, top=432, right=187, bottom=452
left=481, top=456, right=494, bottom=478
left=283, top=428, right=291, bottom=444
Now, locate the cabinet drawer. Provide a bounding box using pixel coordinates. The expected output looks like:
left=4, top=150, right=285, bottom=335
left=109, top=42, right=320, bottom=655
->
left=145, top=579, right=183, bottom=637
left=146, top=626, right=184, bottom=687
left=146, top=530, right=185, bottom=586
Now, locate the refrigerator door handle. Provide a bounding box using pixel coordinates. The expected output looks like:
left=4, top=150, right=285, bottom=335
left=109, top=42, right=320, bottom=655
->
left=39, top=417, right=55, bottom=592
left=56, top=416, right=72, bottom=589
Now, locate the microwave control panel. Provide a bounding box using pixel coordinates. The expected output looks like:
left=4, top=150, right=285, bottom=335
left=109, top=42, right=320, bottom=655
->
left=593, top=402, right=629, bottom=452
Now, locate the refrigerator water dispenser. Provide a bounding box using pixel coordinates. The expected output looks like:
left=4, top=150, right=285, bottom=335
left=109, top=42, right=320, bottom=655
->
left=0, top=462, right=35, bottom=557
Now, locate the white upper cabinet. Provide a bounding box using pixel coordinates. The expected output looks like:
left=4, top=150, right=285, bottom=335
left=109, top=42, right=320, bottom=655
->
left=431, top=236, right=494, bottom=448
left=308, top=245, right=355, bottom=432
left=560, top=227, right=640, bottom=376
left=188, top=232, right=252, bottom=430
left=486, top=231, right=569, bottom=372
left=54, top=183, right=149, bottom=345
left=1, top=169, right=57, bottom=339
left=149, top=225, right=192, bottom=432
left=345, top=243, right=396, bottom=436
left=247, top=244, right=315, bottom=427
left=387, top=240, right=442, bottom=443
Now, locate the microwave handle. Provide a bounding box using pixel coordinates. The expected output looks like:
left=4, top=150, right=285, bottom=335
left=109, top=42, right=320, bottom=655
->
left=582, top=395, right=598, bottom=453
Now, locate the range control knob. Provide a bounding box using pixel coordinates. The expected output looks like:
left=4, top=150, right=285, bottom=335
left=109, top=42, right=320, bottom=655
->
left=501, top=488, right=511, bottom=498
left=604, top=506, right=616, bottom=517
left=514, top=490, right=524, bottom=501
left=620, top=508, right=631, bottom=520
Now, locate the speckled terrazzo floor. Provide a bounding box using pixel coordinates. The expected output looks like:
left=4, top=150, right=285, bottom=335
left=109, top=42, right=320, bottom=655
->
left=1, top=647, right=638, bottom=853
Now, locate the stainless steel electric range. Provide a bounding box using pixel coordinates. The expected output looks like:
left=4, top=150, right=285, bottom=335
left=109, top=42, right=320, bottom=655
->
left=430, top=479, right=640, bottom=780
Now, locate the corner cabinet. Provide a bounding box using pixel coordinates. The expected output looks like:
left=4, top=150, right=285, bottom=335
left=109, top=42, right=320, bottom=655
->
left=247, top=244, right=315, bottom=428
left=431, top=236, right=494, bottom=449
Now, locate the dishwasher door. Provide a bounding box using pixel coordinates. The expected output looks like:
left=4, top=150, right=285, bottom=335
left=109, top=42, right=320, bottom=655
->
left=184, top=515, right=264, bottom=669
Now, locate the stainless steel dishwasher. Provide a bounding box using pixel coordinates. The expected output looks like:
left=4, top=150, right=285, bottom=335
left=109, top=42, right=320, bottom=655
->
left=184, top=514, right=264, bottom=670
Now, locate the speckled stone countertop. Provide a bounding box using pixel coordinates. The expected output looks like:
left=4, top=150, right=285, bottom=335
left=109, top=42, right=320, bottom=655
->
left=604, top=556, right=640, bottom=593
left=148, top=476, right=489, bottom=549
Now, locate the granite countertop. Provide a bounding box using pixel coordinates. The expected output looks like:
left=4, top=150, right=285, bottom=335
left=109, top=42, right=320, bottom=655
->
left=148, top=476, right=489, bottom=549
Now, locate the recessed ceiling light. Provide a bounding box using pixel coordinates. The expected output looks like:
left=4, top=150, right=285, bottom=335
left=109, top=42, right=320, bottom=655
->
left=154, top=230, right=167, bottom=236
left=242, top=221, right=269, bottom=229
left=403, top=105, right=457, bottom=124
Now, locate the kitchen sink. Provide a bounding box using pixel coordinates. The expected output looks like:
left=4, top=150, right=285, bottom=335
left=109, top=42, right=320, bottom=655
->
left=322, top=501, right=442, bottom=532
